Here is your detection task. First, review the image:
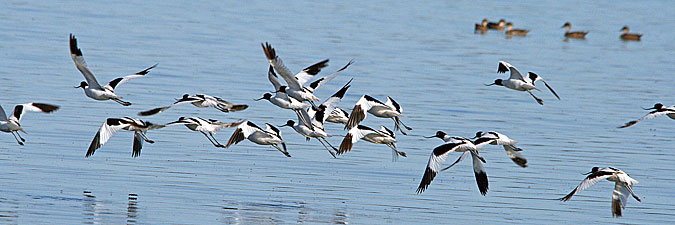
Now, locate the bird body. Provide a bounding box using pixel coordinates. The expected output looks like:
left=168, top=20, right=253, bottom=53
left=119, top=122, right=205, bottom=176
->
left=559, top=167, right=641, bottom=217
left=0, top=103, right=60, bottom=145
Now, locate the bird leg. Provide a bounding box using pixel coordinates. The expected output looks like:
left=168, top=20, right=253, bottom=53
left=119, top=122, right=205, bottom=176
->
left=112, top=98, right=132, bottom=106
left=315, top=138, right=337, bottom=158
left=15, top=131, right=26, bottom=142
left=271, top=144, right=291, bottom=157
left=201, top=131, right=223, bottom=148
left=526, top=90, right=544, bottom=105
left=138, top=131, right=154, bottom=144
left=209, top=133, right=226, bottom=148
left=11, top=132, right=24, bottom=146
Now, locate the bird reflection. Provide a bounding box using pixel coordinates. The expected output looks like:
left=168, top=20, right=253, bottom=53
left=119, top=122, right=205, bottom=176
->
left=127, top=193, right=138, bottom=224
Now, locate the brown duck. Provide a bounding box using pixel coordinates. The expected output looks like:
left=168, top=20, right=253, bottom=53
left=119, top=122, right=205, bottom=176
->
left=561, top=22, right=588, bottom=39
left=475, top=19, right=488, bottom=33
left=487, top=19, right=506, bottom=30
left=620, top=26, right=642, bottom=41
left=505, top=22, right=529, bottom=36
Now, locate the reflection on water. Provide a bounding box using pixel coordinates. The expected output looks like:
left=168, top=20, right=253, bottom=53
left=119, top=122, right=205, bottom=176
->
left=127, top=193, right=138, bottom=224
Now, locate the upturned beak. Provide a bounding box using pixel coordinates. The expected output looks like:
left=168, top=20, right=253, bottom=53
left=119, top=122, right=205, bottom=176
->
left=73, top=86, right=80, bottom=88
left=423, top=136, right=435, bottom=138
left=254, top=97, right=265, bottom=101
left=582, top=171, right=593, bottom=175
left=279, top=124, right=288, bottom=127
left=471, top=134, right=480, bottom=139
left=641, top=106, right=656, bottom=110
left=484, top=82, right=496, bottom=86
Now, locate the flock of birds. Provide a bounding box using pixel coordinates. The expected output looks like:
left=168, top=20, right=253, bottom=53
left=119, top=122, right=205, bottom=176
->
left=1, top=29, right=671, bottom=218
left=475, top=18, right=643, bottom=41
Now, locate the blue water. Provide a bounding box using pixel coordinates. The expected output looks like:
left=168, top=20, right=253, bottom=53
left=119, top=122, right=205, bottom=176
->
left=1, top=0, right=674, bottom=224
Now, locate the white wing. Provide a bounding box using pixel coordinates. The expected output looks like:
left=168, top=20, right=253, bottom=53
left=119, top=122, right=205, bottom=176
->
left=295, top=59, right=329, bottom=87
left=0, top=105, right=6, bottom=121
left=304, top=60, right=353, bottom=92
left=384, top=96, right=402, bottom=113
left=560, top=170, right=614, bottom=201
left=225, top=121, right=264, bottom=148
left=261, top=42, right=301, bottom=89
left=498, top=61, right=525, bottom=81
left=309, top=79, right=352, bottom=127
left=267, top=65, right=284, bottom=91
left=416, top=141, right=466, bottom=193
left=620, top=110, right=674, bottom=128
left=86, top=118, right=131, bottom=157
left=337, top=125, right=376, bottom=154
left=103, top=64, right=157, bottom=91
left=138, top=95, right=203, bottom=116
left=10, top=103, right=60, bottom=122
left=527, top=72, right=560, bottom=100
left=70, top=34, right=102, bottom=89
left=471, top=151, right=489, bottom=195
left=504, top=145, right=528, bottom=168
left=345, top=95, right=385, bottom=129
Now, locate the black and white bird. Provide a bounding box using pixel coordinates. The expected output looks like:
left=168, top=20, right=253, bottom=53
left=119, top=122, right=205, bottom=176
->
left=473, top=131, right=528, bottom=168
left=165, top=117, right=242, bottom=148
left=138, top=94, right=248, bottom=116
left=559, top=167, right=641, bottom=217
left=307, top=79, right=353, bottom=130
left=325, top=107, right=350, bottom=124
left=0, top=103, right=59, bottom=146
left=70, top=34, right=156, bottom=106
left=338, top=125, right=405, bottom=160
left=619, top=103, right=675, bottom=128
left=281, top=108, right=338, bottom=158
left=344, top=95, right=412, bottom=135
left=486, top=61, right=560, bottom=105
left=417, top=134, right=496, bottom=195
left=225, top=121, right=290, bottom=157
left=261, top=42, right=353, bottom=106
left=87, top=117, right=165, bottom=157
left=255, top=66, right=311, bottom=110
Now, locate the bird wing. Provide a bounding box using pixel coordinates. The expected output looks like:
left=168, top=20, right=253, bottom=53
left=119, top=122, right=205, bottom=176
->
left=304, top=60, right=353, bottom=93
left=619, top=110, right=672, bottom=128
left=132, top=130, right=145, bottom=158
left=384, top=96, right=402, bottom=113
left=295, top=59, right=329, bottom=87
left=527, top=72, right=560, bottom=100
left=559, top=171, right=614, bottom=201
left=86, top=118, right=131, bottom=157
left=261, top=42, right=301, bottom=89
left=265, top=123, right=282, bottom=137
left=10, top=103, right=60, bottom=122
left=295, top=108, right=314, bottom=130
left=103, top=64, right=157, bottom=91
left=345, top=95, right=384, bottom=130
left=471, top=150, right=489, bottom=195
left=416, top=141, right=465, bottom=193
left=69, top=34, right=102, bottom=89
left=137, top=96, right=202, bottom=116
left=0, top=105, right=6, bottom=121
left=309, top=79, right=353, bottom=127
left=267, top=65, right=284, bottom=91
left=503, top=145, right=528, bottom=168
left=338, top=125, right=376, bottom=155
left=498, top=61, right=525, bottom=82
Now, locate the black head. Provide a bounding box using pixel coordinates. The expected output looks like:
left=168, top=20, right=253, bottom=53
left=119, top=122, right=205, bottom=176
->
left=280, top=120, right=295, bottom=127
left=178, top=116, right=186, bottom=121
left=472, top=131, right=484, bottom=139
left=425, top=130, right=447, bottom=139
left=644, top=103, right=664, bottom=110
left=561, top=22, right=571, bottom=28
left=182, top=94, right=190, bottom=99
left=584, top=167, right=600, bottom=175
left=74, top=81, right=88, bottom=88
left=486, top=79, right=503, bottom=86
left=620, top=26, right=629, bottom=31
left=274, top=86, right=288, bottom=93
left=255, top=93, right=272, bottom=101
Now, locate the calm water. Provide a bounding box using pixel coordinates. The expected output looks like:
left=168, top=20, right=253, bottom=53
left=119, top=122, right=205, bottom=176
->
left=1, top=0, right=674, bottom=224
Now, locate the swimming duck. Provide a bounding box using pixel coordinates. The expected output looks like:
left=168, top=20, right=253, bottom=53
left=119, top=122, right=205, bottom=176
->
left=475, top=19, right=488, bottom=33
left=487, top=19, right=506, bottom=30
left=561, top=22, right=588, bottom=39
left=620, top=26, right=642, bottom=41
left=505, top=22, right=529, bottom=37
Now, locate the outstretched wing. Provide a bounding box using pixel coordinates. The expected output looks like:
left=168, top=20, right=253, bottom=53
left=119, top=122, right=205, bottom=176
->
left=70, top=34, right=102, bottom=89
left=416, top=141, right=465, bottom=193
left=498, top=61, right=525, bottom=81
left=86, top=118, right=131, bottom=157
left=338, top=125, right=376, bottom=155
left=504, top=145, right=527, bottom=168
left=267, top=65, right=284, bottom=91
left=559, top=170, right=615, bottom=201
left=261, top=42, right=301, bottom=89
left=471, top=151, right=489, bottom=195
left=527, top=72, right=560, bottom=100
left=309, top=79, right=352, bottom=128
left=304, top=60, right=353, bottom=92
left=295, top=59, right=329, bottom=87
left=10, top=103, right=60, bottom=122
left=344, top=95, right=386, bottom=130
left=619, top=110, right=672, bottom=128
left=104, top=64, right=157, bottom=91
left=0, top=105, right=7, bottom=121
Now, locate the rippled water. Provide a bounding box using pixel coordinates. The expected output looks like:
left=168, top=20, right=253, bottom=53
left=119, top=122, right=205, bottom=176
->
left=1, top=0, right=674, bottom=224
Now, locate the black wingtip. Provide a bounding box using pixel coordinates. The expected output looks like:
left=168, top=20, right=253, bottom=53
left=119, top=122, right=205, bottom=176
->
left=475, top=171, right=489, bottom=196
left=497, top=62, right=509, bottom=73
left=138, top=107, right=164, bottom=116
left=69, top=34, right=83, bottom=56
left=618, top=121, right=637, bottom=128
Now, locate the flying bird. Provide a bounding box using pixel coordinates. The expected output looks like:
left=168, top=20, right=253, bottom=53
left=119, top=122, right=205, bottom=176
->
left=338, top=125, right=405, bottom=161
left=138, top=94, right=247, bottom=116
left=559, top=167, right=641, bottom=217
left=0, top=103, right=59, bottom=145
left=225, top=121, right=290, bottom=157
left=165, top=117, right=242, bottom=148
left=487, top=61, right=560, bottom=105
left=70, top=34, right=156, bottom=106
left=619, top=103, right=675, bottom=128
left=344, top=95, right=412, bottom=135
left=87, top=117, right=164, bottom=157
